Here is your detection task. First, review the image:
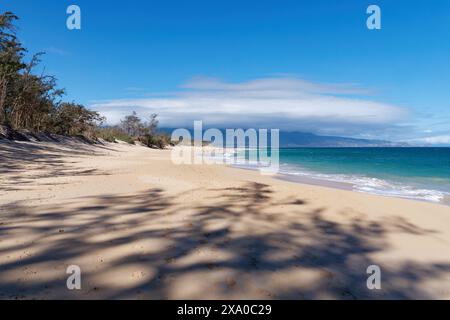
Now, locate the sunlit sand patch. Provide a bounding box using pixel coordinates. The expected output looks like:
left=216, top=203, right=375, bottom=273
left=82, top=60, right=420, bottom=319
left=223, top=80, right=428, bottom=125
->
left=92, top=264, right=157, bottom=290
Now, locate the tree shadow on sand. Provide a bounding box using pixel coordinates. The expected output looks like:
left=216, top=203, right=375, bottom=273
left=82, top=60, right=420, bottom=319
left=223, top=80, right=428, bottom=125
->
left=0, top=182, right=449, bottom=299
left=0, top=140, right=114, bottom=192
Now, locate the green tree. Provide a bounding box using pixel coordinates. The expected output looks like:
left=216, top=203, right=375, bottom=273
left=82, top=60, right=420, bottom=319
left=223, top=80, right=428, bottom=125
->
left=0, top=11, right=103, bottom=139
left=120, top=111, right=142, bottom=137
left=0, top=12, right=26, bottom=125
left=53, top=102, right=104, bottom=137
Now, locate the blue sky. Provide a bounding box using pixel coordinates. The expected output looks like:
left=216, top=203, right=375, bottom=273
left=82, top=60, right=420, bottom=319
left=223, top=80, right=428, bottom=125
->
left=2, top=0, right=450, bottom=144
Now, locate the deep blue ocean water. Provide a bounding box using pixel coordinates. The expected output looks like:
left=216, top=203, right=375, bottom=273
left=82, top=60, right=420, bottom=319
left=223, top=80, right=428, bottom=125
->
left=237, top=148, right=450, bottom=203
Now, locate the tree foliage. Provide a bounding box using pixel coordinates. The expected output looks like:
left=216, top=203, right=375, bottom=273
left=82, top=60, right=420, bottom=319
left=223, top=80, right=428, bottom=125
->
left=52, top=102, right=104, bottom=137
left=120, top=111, right=159, bottom=137
left=98, top=111, right=170, bottom=148
left=0, top=11, right=102, bottom=136
left=0, top=11, right=170, bottom=148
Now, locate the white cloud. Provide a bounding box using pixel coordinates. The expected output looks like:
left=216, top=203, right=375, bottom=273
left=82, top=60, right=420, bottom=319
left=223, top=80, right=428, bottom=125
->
left=181, top=77, right=372, bottom=95
left=90, top=77, right=408, bottom=134
left=412, top=135, right=450, bottom=145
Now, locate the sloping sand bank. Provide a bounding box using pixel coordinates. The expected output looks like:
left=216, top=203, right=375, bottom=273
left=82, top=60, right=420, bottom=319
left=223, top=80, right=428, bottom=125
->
left=1, top=141, right=450, bottom=299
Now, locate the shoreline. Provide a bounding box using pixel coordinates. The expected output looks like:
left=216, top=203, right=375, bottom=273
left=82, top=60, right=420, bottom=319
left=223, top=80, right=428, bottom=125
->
left=232, top=164, right=354, bottom=190
left=225, top=150, right=450, bottom=206
left=276, top=172, right=450, bottom=206
left=201, top=145, right=450, bottom=205
left=233, top=163, right=450, bottom=206
left=1, top=141, right=450, bottom=299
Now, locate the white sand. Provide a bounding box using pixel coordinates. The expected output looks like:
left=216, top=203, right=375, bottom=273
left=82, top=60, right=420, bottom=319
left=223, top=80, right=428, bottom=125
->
left=1, top=140, right=450, bottom=299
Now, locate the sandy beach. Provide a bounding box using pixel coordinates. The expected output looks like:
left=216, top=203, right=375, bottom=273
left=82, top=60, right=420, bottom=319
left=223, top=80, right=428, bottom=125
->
left=1, top=140, right=450, bottom=300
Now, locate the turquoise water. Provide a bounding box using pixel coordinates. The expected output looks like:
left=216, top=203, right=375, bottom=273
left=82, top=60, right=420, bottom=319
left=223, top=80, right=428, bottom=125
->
left=237, top=148, right=450, bottom=203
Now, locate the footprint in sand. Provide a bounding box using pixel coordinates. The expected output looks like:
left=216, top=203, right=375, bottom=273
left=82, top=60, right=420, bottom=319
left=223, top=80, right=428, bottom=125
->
left=257, top=288, right=275, bottom=298
left=225, top=277, right=237, bottom=289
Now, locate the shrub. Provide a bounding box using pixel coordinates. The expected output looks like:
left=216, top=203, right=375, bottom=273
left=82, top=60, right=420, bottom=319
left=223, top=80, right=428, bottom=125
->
left=96, top=126, right=135, bottom=144
left=138, top=133, right=171, bottom=149
left=97, top=114, right=171, bottom=149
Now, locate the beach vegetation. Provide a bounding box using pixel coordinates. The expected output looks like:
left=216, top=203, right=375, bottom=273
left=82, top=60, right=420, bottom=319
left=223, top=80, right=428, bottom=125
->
left=0, top=12, right=103, bottom=140
left=0, top=11, right=173, bottom=149
left=97, top=112, right=172, bottom=148
left=122, top=111, right=171, bottom=149
left=96, top=126, right=135, bottom=145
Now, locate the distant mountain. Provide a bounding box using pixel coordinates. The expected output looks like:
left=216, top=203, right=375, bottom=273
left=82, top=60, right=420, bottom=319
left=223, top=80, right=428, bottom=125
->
left=160, top=128, right=408, bottom=147
left=279, top=132, right=408, bottom=147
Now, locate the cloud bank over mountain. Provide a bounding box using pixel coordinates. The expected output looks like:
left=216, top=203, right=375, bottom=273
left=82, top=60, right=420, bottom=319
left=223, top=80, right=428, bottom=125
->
left=91, top=77, right=409, bottom=138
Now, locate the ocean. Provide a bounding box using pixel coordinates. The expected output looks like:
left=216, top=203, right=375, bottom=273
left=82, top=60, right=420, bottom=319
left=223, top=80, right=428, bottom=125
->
left=233, top=148, right=450, bottom=204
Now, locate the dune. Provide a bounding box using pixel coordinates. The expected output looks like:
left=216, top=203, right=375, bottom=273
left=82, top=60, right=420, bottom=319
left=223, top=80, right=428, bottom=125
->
left=1, top=140, right=450, bottom=300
